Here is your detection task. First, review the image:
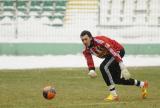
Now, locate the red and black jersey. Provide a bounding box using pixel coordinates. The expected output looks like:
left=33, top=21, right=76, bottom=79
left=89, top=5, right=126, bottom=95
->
left=83, top=35, right=124, bottom=70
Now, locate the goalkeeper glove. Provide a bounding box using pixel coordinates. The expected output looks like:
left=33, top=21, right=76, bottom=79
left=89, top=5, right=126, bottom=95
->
left=88, top=70, right=97, bottom=78
left=119, top=61, right=131, bottom=80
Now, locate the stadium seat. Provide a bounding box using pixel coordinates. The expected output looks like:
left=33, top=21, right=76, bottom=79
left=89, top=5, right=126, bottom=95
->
left=29, top=1, right=42, bottom=16
left=53, top=15, right=64, bottom=20
left=52, top=18, right=63, bottom=26
left=1, top=1, right=15, bottom=17
left=54, top=12, right=64, bottom=19
left=17, top=1, right=28, bottom=12
left=56, top=1, right=67, bottom=7
left=0, top=0, right=67, bottom=26
left=122, top=0, right=135, bottom=25
left=30, top=1, right=42, bottom=11
left=135, top=0, right=148, bottom=12
left=17, top=1, right=29, bottom=17
left=148, top=0, right=160, bottom=25
left=99, top=0, right=112, bottom=25
left=41, top=11, right=53, bottom=16
left=55, top=6, right=66, bottom=12
left=0, top=16, right=14, bottom=24
left=109, top=0, right=124, bottom=25
left=3, top=1, right=15, bottom=11
left=41, top=0, right=66, bottom=25
left=134, top=14, right=147, bottom=25
left=40, top=16, right=51, bottom=24
left=42, top=0, right=55, bottom=12
left=133, top=0, right=148, bottom=25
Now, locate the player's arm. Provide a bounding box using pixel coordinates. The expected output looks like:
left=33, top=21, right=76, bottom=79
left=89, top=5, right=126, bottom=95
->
left=83, top=49, right=95, bottom=70
left=83, top=49, right=97, bottom=78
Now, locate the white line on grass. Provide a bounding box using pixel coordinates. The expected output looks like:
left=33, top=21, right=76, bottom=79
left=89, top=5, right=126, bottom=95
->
left=58, top=99, right=160, bottom=107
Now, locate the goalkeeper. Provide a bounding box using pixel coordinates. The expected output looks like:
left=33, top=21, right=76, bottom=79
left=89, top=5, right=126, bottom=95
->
left=80, top=30, right=148, bottom=101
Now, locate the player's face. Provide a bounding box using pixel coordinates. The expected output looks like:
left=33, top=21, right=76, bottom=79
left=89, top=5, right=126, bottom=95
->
left=81, top=35, right=92, bottom=47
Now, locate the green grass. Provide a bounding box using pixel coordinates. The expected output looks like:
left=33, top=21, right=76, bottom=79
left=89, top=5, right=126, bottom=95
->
left=0, top=67, right=160, bottom=108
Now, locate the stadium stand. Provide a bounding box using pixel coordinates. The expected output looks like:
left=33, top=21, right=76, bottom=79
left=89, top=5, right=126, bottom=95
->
left=0, top=0, right=160, bottom=26
left=148, top=0, right=160, bottom=25
left=0, top=0, right=16, bottom=19
left=0, top=0, right=67, bottom=26
left=99, top=0, right=160, bottom=26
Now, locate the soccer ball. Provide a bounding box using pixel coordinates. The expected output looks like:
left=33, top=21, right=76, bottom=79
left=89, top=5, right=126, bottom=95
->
left=43, top=86, right=56, bottom=100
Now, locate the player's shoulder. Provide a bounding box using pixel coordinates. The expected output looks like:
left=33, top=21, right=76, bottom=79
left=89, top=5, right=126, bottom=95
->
left=94, top=35, right=109, bottom=43
left=94, top=35, right=110, bottom=40
left=95, top=35, right=107, bottom=38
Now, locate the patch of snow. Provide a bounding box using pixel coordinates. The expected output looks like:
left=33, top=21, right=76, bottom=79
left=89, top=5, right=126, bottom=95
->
left=0, top=55, right=160, bottom=69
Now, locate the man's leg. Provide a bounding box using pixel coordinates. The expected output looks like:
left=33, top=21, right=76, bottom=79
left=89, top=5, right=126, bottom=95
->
left=109, top=61, right=134, bottom=85
left=100, top=56, right=119, bottom=101
left=109, top=60, right=148, bottom=99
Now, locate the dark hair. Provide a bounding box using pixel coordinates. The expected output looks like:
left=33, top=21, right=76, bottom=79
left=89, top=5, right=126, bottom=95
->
left=80, top=30, right=92, bottom=38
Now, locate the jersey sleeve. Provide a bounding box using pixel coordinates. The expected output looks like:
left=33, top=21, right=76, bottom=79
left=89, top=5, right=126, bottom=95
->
left=96, top=37, right=122, bottom=62
left=83, top=49, right=95, bottom=70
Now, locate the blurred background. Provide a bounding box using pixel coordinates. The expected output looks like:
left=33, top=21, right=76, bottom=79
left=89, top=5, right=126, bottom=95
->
left=0, top=0, right=160, bottom=69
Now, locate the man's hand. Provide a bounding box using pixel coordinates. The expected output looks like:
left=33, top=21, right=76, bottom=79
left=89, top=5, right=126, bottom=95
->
left=119, top=62, right=131, bottom=80
left=120, top=68, right=131, bottom=80
left=88, top=70, right=97, bottom=78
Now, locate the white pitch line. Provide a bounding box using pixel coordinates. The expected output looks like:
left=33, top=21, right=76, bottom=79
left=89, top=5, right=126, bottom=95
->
left=58, top=99, right=160, bottom=107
